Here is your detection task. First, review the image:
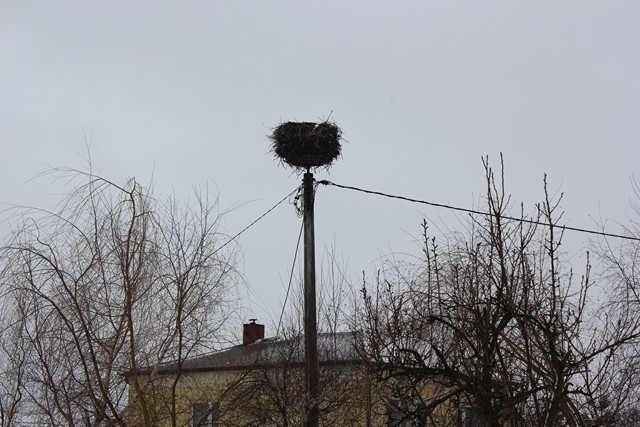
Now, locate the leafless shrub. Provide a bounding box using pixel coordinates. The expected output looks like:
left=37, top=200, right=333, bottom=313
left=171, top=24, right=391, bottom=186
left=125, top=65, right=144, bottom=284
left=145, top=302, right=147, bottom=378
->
left=0, top=169, right=239, bottom=426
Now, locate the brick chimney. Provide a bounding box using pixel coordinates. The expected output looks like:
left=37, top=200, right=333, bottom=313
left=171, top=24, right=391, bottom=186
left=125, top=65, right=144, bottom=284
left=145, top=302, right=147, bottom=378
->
left=243, top=319, right=264, bottom=345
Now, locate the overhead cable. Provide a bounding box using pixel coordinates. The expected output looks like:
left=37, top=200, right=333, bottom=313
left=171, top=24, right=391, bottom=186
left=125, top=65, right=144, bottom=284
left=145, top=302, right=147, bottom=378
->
left=276, top=218, right=304, bottom=339
left=318, top=180, right=640, bottom=242
left=214, top=186, right=301, bottom=255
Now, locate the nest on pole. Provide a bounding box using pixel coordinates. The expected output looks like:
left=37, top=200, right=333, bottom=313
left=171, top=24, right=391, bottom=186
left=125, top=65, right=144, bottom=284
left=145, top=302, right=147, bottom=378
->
left=270, top=121, right=342, bottom=172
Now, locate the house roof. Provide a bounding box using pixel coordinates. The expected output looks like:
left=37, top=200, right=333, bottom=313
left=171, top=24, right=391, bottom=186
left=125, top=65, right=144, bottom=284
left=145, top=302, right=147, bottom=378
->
left=154, top=331, right=362, bottom=374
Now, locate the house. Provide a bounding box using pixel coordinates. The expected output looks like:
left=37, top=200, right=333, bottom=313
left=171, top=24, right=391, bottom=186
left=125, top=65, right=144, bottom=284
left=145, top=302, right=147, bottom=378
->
left=126, top=320, right=483, bottom=426
left=126, top=320, right=385, bottom=426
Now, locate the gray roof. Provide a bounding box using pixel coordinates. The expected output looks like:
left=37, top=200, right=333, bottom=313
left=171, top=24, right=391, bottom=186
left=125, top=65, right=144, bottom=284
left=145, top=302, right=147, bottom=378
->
left=156, top=331, right=362, bottom=374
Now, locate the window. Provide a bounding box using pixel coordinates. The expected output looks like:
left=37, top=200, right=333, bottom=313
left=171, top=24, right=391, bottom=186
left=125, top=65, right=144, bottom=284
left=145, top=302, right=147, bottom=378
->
left=387, top=397, right=423, bottom=426
left=459, top=405, right=478, bottom=427
left=192, top=400, right=219, bottom=427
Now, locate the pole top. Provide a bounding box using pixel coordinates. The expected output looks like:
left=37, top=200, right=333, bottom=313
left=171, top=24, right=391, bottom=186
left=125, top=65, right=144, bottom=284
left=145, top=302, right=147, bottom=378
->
left=269, top=121, right=342, bottom=173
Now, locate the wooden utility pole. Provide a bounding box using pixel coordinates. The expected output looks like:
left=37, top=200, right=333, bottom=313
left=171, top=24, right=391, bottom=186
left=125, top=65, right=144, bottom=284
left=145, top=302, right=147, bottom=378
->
left=303, top=171, right=319, bottom=427
left=270, top=120, right=342, bottom=426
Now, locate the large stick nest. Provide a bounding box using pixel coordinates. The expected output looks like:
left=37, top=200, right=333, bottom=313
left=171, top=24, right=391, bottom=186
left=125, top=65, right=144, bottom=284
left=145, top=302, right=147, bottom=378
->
left=270, top=121, right=342, bottom=171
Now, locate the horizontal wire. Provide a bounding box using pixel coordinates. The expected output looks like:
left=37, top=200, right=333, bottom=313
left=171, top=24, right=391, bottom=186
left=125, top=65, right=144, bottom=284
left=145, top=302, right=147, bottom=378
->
left=319, top=180, right=640, bottom=242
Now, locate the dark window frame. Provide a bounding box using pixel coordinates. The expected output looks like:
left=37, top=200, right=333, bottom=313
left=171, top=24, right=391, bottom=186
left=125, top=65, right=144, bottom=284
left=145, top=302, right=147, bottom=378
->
left=191, top=400, right=219, bottom=427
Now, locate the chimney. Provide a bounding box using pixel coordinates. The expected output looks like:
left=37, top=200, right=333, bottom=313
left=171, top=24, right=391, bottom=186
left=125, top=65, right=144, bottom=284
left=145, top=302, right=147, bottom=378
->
left=243, top=319, right=264, bottom=345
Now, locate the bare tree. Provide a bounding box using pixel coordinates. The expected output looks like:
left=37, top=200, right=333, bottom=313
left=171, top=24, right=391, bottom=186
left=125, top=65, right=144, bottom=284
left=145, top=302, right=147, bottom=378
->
left=222, top=247, right=370, bottom=426
left=589, top=177, right=640, bottom=426
left=0, top=170, right=238, bottom=426
left=222, top=325, right=368, bottom=426
left=0, top=291, right=29, bottom=427
left=357, top=158, right=640, bottom=426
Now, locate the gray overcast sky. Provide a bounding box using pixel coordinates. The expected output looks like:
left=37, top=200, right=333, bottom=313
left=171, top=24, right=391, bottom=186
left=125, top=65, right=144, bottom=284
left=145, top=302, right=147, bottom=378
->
left=2, top=1, right=639, bottom=332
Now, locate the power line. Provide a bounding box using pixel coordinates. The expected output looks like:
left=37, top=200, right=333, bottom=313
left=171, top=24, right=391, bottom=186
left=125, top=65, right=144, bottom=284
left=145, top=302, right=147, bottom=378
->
left=319, top=180, right=640, bottom=243
left=214, top=186, right=301, bottom=255
left=276, top=218, right=304, bottom=339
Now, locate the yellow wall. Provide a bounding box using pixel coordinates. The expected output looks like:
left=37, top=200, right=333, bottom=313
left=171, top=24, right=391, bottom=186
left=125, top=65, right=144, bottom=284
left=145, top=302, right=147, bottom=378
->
left=128, top=366, right=468, bottom=426
left=128, top=364, right=390, bottom=426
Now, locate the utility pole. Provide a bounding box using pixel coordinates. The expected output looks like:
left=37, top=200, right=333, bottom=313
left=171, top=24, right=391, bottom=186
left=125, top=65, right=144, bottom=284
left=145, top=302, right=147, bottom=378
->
left=303, top=170, right=319, bottom=427
left=269, top=120, right=342, bottom=427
